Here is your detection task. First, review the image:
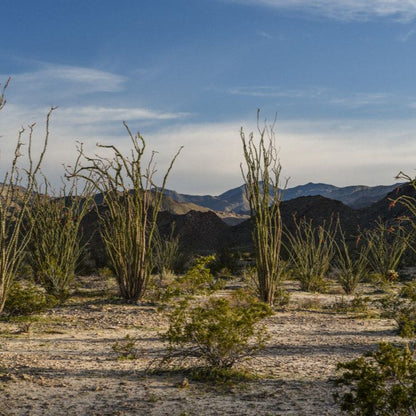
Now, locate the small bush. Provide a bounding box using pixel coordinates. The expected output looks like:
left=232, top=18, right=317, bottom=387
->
left=163, top=290, right=272, bottom=370
left=160, top=255, right=224, bottom=301
left=335, top=342, right=416, bottom=415
left=329, top=293, right=373, bottom=317
left=3, top=281, right=57, bottom=316
left=381, top=281, right=416, bottom=338
left=112, top=334, right=141, bottom=360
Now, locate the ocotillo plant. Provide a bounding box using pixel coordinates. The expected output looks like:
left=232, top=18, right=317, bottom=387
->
left=286, top=216, right=336, bottom=292
left=0, top=78, right=51, bottom=313
left=26, top=176, right=93, bottom=302
left=240, top=110, right=286, bottom=305
left=334, top=221, right=369, bottom=295
left=364, top=219, right=410, bottom=283
left=71, top=123, right=182, bottom=303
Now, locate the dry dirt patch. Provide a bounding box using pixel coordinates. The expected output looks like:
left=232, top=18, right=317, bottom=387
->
left=0, top=278, right=404, bottom=416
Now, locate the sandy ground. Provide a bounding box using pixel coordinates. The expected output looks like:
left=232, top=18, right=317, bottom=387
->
left=0, top=277, right=405, bottom=416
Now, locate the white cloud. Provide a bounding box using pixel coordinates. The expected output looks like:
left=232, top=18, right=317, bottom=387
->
left=11, top=64, right=126, bottom=97
left=55, top=106, right=189, bottom=125
left=228, top=86, right=327, bottom=99
left=224, top=0, right=416, bottom=22
left=329, top=92, right=390, bottom=108
left=229, top=86, right=391, bottom=109
left=1, top=113, right=415, bottom=194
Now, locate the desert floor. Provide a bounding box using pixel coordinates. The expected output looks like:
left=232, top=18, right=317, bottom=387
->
left=0, top=276, right=407, bottom=416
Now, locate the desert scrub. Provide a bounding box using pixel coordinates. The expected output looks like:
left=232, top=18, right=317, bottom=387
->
left=240, top=110, right=286, bottom=305
left=380, top=281, right=416, bottom=338
left=152, top=223, right=180, bottom=283
left=70, top=123, right=182, bottom=303
left=163, top=290, right=272, bottom=370
left=3, top=281, right=57, bottom=316
left=334, top=223, right=369, bottom=295
left=329, top=293, right=373, bottom=317
left=25, top=175, right=93, bottom=302
left=112, top=334, right=141, bottom=360
left=159, top=255, right=224, bottom=301
left=286, top=216, right=336, bottom=292
left=364, top=219, right=410, bottom=285
left=335, top=342, right=416, bottom=415
left=0, top=78, right=51, bottom=314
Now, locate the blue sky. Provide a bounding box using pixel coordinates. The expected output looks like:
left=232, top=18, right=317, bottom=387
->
left=1, top=0, right=416, bottom=194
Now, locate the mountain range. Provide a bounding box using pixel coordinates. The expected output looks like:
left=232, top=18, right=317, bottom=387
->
left=163, top=182, right=401, bottom=215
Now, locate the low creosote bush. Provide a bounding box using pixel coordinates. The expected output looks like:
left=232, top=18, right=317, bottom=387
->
left=335, top=342, right=416, bottom=416
left=381, top=281, right=416, bottom=338
left=160, top=255, right=225, bottom=301
left=163, top=290, right=273, bottom=370
left=3, top=281, right=57, bottom=316
left=112, top=334, right=140, bottom=360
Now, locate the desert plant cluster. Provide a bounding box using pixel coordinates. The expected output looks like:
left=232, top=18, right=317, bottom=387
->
left=2, top=77, right=416, bottom=415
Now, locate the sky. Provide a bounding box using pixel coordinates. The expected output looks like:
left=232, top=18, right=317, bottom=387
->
left=1, top=0, right=416, bottom=195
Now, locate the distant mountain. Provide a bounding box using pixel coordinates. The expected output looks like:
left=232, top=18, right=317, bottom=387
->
left=163, top=182, right=402, bottom=214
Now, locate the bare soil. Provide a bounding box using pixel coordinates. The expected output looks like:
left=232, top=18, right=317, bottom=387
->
left=0, top=276, right=406, bottom=416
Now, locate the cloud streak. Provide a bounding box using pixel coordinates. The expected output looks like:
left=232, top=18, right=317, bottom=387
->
left=224, top=0, right=416, bottom=22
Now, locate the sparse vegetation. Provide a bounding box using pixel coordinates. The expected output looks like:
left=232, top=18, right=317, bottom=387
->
left=364, top=219, right=410, bottom=284
left=25, top=176, right=92, bottom=302
left=381, top=281, right=416, bottom=338
left=70, top=124, right=182, bottom=303
left=163, top=290, right=272, bottom=370
left=152, top=223, right=180, bottom=283
left=240, top=110, right=286, bottom=305
left=0, top=78, right=51, bottom=314
left=286, top=217, right=336, bottom=292
left=159, top=255, right=224, bottom=301
left=3, top=281, right=57, bottom=316
left=334, top=223, right=369, bottom=294
left=335, top=342, right=416, bottom=416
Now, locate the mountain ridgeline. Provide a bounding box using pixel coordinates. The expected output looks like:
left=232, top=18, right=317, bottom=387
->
left=163, top=182, right=401, bottom=214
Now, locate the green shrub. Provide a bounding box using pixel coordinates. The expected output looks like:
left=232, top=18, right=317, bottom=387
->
left=163, top=290, right=272, bottom=370
left=161, top=255, right=224, bottom=301
left=112, top=334, right=140, bottom=360
left=335, top=342, right=416, bottom=415
left=3, top=281, right=57, bottom=316
left=381, top=281, right=416, bottom=338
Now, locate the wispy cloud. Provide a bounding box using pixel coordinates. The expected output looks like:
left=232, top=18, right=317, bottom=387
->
left=11, top=64, right=126, bottom=99
left=224, top=0, right=416, bottom=22
left=398, top=27, right=416, bottom=41
left=228, top=86, right=327, bottom=99
left=229, top=86, right=391, bottom=109
left=56, top=106, right=189, bottom=125
left=329, top=92, right=390, bottom=108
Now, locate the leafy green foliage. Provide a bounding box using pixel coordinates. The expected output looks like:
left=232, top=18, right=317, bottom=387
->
left=3, top=281, right=57, bottom=316
left=381, top=281, right=416, bottom=338
left=161, top=255, right=224, bottom=301
left=335, top=342, right=416, bottom=415
left=164, top=290, right=272, bottom=369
